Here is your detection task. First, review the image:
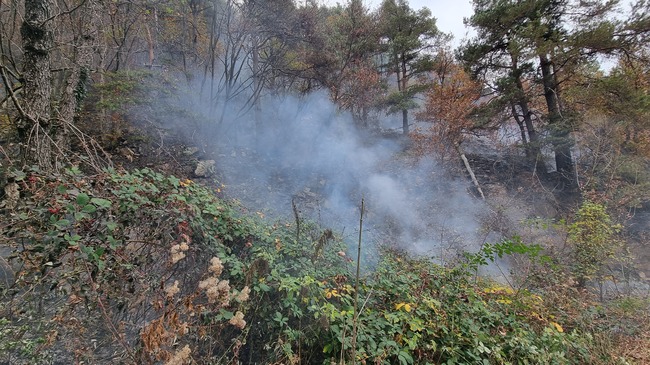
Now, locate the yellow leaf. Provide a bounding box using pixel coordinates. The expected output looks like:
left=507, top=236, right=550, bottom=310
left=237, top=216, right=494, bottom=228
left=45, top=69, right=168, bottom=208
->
left=395, top=303, right=412, bottom=312
left=325, top=289, right=339, bottom=299
left=550, top=322, right=564, bottom=333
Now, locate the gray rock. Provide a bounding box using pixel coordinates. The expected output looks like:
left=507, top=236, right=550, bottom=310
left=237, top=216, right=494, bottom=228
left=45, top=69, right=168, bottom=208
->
left=3, top=182, right=19, bottom=210
left=183, top=146, right=200, bottom=156
left=195, top=160, right=216, bottom=177
left=0, top=255, right=14, bottom=289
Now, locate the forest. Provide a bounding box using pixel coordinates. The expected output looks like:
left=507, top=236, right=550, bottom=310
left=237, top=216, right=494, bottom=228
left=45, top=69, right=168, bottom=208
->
left=0, top=0, right=649, bottom=364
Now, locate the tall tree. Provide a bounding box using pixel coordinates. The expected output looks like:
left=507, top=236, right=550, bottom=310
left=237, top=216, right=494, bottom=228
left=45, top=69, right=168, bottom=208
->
left=532, top=0, right=576, bottom=185
left=55, top=0, right=99, bottom=124
left=20, top=0, right=54, bottom=168
left=463, top=0, right=623, bottom=188
left=461, top=0, right=543, bottom=163
left=325, top=0, right=382, bottom=127
left=101, top=0, right=151, bottom=71
left=0, top=0, right=101, bottom=169
left=377, top=0, right=443, bottom=134
left=201, top=0, right=266, bottom=125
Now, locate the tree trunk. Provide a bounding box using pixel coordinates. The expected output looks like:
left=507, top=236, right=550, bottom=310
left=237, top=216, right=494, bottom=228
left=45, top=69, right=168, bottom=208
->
left=511, top=55, right=542, bottom=166
left=539, top=53, right=576, bottom=187
left=58, top=0, right=98, bottom=124
left=20, top=0, right=54, bottom=169
left=512, top=99, right=544, bottom=169
left=455, top=143, right=485, bottom=200
left=512, top=104, right=529, bottom=145
left=145, top=25, right=155, bottom=67
left=252, top=31, right=262, bottom=143
left=513, top=77, right=538, bottom=145
left=400, top=56, right=409, bottom=135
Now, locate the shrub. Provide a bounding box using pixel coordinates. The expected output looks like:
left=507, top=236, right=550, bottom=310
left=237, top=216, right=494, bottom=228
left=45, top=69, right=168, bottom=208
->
left=568, top=201, right=622, bottom=287
left=1, top=167, right=636, bottom=364
left=0, top=168, right=262, bottom=363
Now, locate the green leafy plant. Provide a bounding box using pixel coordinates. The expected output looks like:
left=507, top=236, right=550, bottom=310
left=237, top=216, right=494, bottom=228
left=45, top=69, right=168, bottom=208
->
left=568, top=201, right=622, bottom=287
left=315, top=250, right=591, bottom=365
left=1, top=167, right=643, bottom=364
left=463, top=237, right=551, bottom=272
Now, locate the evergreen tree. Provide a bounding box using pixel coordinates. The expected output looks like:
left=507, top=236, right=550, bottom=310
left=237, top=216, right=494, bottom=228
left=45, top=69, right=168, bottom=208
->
left=463, top=0, right=623, bottom=188
left=377, top=0, right=444, bottom=134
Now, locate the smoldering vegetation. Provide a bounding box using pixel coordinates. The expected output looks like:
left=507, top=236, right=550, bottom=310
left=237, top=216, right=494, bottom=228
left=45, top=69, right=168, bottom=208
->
left=163, top=87, right=498, bottom=265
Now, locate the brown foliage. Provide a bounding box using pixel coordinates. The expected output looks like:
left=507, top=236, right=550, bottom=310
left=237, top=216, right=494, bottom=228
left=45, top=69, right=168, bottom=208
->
left=414, top=60, right=482, bottom=159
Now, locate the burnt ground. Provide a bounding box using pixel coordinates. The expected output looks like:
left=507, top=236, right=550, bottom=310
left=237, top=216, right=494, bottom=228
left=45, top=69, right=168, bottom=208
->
left=627, top=202, right=650, bottom=275
left=467, top=153, right=650, bottom=279
left=56, top=111, right=650, bottom=289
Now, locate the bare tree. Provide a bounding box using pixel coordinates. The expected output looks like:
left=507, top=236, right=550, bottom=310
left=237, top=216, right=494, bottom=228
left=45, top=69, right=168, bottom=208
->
left=201, top=0, right=272, bottom=126
left=0, top=0, right=104, bottom=170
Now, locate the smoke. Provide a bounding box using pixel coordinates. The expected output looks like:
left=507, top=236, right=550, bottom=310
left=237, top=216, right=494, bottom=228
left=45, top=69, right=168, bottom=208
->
left=163, top=82, right=493, bottom=266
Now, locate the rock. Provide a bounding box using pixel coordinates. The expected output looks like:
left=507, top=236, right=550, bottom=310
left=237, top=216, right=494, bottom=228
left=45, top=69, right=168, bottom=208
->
left=195, top=160, right=216, bottom=177
left=2, top=182, right=19, bottom=210
left=118, top=147, right=137, bottom=162
left=183, top=147, right=199, bottom=156
left=0, top=255, right=14, bottom=289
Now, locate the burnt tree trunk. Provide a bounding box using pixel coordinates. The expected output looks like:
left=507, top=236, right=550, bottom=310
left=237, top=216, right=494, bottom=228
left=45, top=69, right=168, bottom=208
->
left=20, top=0, right=55, bottom=169
left=514, top=78, right=539, bottom=147
left=512, top=104, right=529, bottom=145
left=455, top=142, right=485, bottom=200
left=400, top=57, right=409, bottom=135
left=539, top=53, right=576, bottom=188
left=511, top=55, right=542, bottom=168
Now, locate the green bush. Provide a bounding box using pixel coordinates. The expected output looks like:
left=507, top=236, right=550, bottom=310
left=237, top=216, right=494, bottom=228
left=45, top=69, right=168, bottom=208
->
left=0, top=167, right=631, bottom=364
left=316, top=251, right=592, bottom=365
left=568, top=201, right=622, bottom=287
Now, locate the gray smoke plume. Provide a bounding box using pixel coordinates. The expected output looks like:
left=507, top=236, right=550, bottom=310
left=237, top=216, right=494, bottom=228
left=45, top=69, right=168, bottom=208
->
left=166, top=88, right=492, bottom=266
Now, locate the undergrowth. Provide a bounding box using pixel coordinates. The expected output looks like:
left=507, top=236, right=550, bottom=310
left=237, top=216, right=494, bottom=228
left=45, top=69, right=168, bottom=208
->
left=0, top=167, right=646, bottom=364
